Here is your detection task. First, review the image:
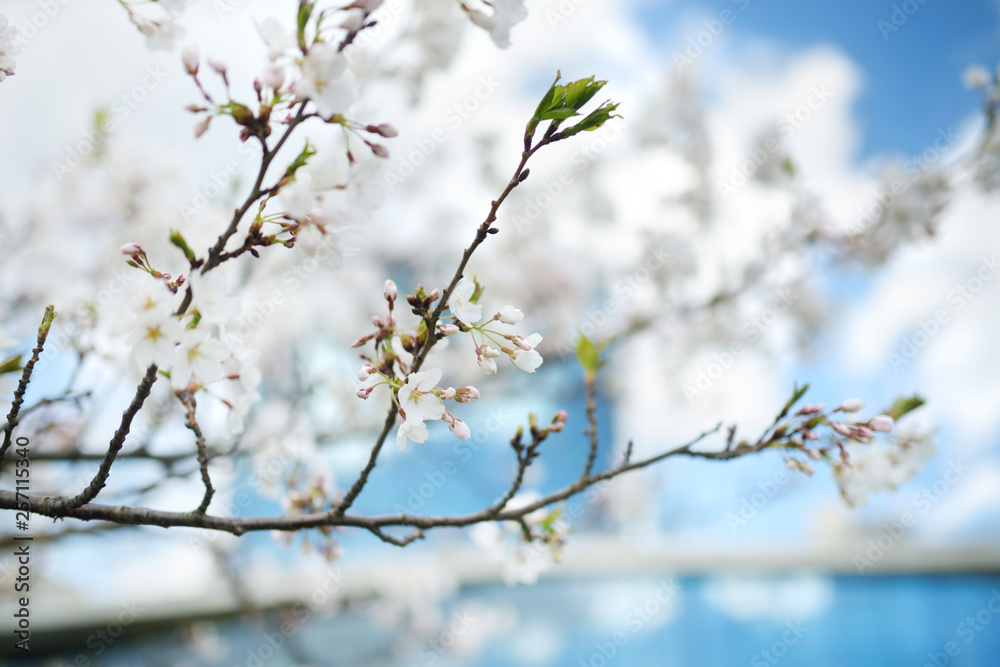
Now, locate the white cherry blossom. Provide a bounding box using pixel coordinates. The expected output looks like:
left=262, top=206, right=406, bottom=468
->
left=255, top=18, right=296, bottom=61
left=510, top=333, right=543, bottom=372
left=450, top=277, right=482, bottom=326
left=396, top=368, right=446, bottom=450
left=293, top=44, right=358, bottom=118
left=170, top=329, right=228, bottom=388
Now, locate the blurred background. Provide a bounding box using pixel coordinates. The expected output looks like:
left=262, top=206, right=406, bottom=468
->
left=1, top=0, right=1000, bottom=664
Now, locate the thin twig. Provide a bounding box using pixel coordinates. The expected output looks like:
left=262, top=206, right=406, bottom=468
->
left=1, top=306, right=56, bottom=465
left=55, top=364, right=159, bottom=511
left=178, top=391, right=214, bottom=514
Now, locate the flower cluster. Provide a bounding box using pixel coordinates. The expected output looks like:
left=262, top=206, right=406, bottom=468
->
left=448, top=277, right=544, bottom=375
left=353, top=276, right=545, bottom=450
left=121, top=244, right=260, bottom=434
left=470, top=492, right=567, bottom=585
left=0, top=15, right=19, bottom=82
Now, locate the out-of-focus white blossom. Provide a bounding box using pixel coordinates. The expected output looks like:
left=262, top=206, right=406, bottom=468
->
left=255, top=18, right=296, bottom=61
left=0, top=16, right=19, bottom=82
left=460, top=0, right=527, bottom=48
left=963, top=65, right=990, bottom=90
left=188, top=270, right=239, bottom=324
left=138, top=20, right=184, bottom=51
left=293, top=44, right=358, bottom=118
left=170, top=329, right=228, bottom=388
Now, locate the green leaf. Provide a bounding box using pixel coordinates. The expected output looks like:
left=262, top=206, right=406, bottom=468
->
left=781, top=383, right=810, bottom=415
left=885, top=395, right=926, bottom=421
left=0, top=355, right=22, bottom=375
left=576, top=335, right=608, bottom=381
left=470, top=276, right=485, bottom=305
left=553, top=102, right=620, bottom=140
left=525, top=72, right=616, bottom=148
left=169, top=229, right=196, bottom=263
left=281, top=141, right=317, bottom=185
left=297, top=2, right=315, bottom=51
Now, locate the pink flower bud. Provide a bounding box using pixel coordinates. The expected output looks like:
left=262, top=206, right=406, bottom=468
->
left=481, top=345, right=500, bottom=359
left=356, top=387, right=372, bottom=400
left=120, top=242, right=143, bottom=256
left=208, top=57, right=227, bottom=74
left=830, top=422, right=851, bottom=437
left=869, top=415, right=894, bottom=432
left=851, top=425, right=874, bottom=441
left=371, top=316, right=384, bottom=327
left=262, top=63, right=285, bottom=91
left=367, top=123, right=398, bottom=138
left=796, top=403, right=826, bottom=415
left=438, top=324, right=460, bottom=336
left=511, top=335, right=532, bottom=351
left=194, top=115, right=212, bottom=138
left=384, top=279, right=397, bottom=301
left=370, top=144, right=389, bottom=159
left=807, top=448, right=822, bottom=461
left=837, top=398, right=864, bottom=412
left=182, top=46, right=199, bottom=75
left=440, top=387, right=456, bottom=400
left=449, top=419, right=471, bottom=440
left=357, top=365, right=374, bottom=381
left=428, top=288, right=441, bottom=301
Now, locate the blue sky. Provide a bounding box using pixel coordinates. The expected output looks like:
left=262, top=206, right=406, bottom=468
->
left=640, top=0, right=1000, bottom=160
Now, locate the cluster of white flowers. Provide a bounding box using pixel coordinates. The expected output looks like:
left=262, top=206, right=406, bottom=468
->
left=449, top=277, right=543, bottom=375
left=0, top=15, right=19, bottom=82
left=122, top=248, right=261, bottom=434
left=353, top=276, right=543, bottom=450
left=469, top=492, right=567, bottom=585
left=834, top=432, right=935, bottom=508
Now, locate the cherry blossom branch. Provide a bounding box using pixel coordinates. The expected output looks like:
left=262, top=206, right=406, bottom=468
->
left=0, top=305, right=55, bottom=465
left=52, top=364, right=159, bottom=512
left=581, top=377, right=599, bottom=479
left=336, top=139, right=549, bottom=515
left=333, top=402, right=399, bottom=516
left=177, top=390, right=214, bottom=514
left=0, top=420, right=721, bottom=535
